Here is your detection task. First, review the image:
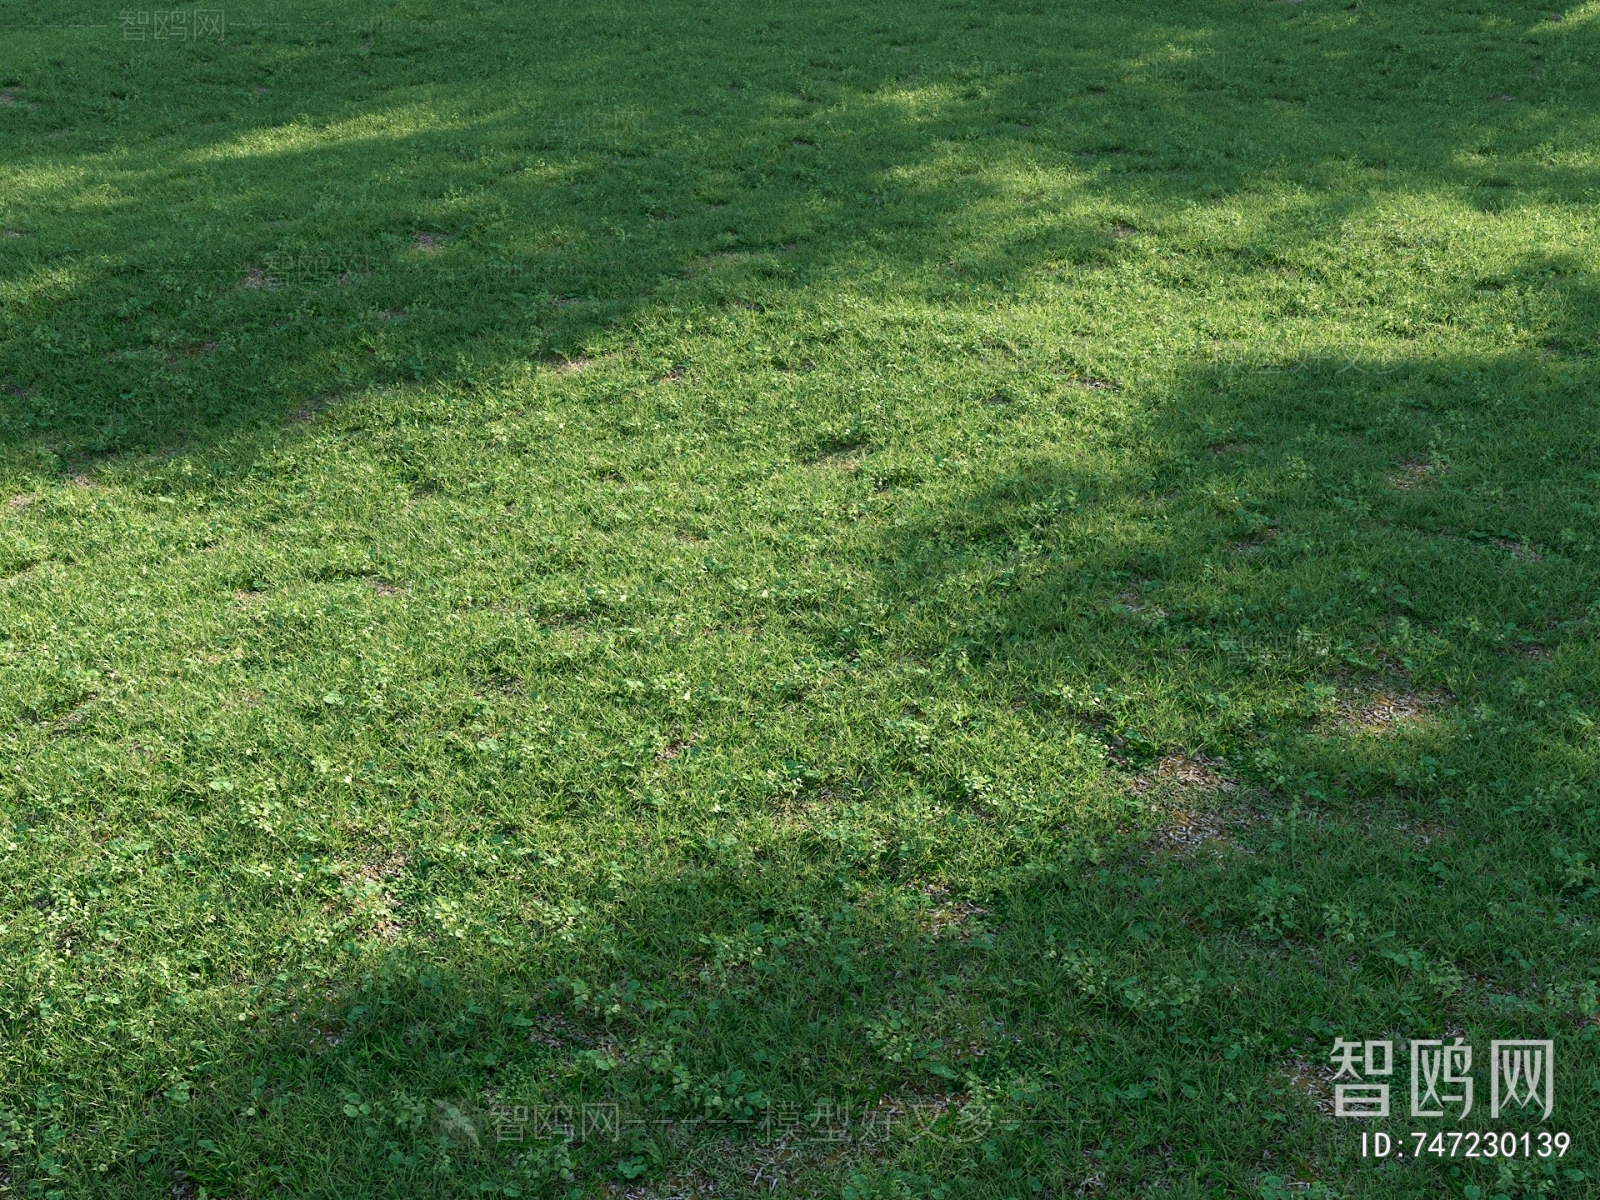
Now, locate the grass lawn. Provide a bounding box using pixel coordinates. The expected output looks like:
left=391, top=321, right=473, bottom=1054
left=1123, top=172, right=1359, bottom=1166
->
left=3, top=0, right=1600, bottom=1195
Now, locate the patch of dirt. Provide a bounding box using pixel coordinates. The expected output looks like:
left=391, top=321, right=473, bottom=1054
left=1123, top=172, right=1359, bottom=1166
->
left=367, top=578, right=406, bottom=597
left=1341, top=691, right=1440, bottom=733
left=1464, top=970, right=1527, bottom=1006
left=1398, top=821, right=1451, bottom=848
left=1209, top=442, right=1248, bottom=454
left=1229, top=529, right=1278, bottom=555
left=550, top=355, right=591, bottom=374
left=1, top=229, right=25, bottom=238
left=1491, top=536, right=1542, bottom=561
left=1150, top=809, right=1230, bottom=855
left=340, top=852, right=407, bottom=939
left=819, top=456, right=862, bottom=475
left=287, top=395, right=332, bottom=423
left=1115, top=590, right=1167, bottom=618
left=1132, top=752, right=1235, bottom=795
left=413, top=231, right=450, bottom=252
left=1072, top=374, right=1115, bottom=390
left=6, top=494, right=34, bottom=511
left=916, top=883, right=991, bottom=941
left=613, top=1169, right=722, bottom=1200
left=658, top=365, right=685, bottom=382
left=234, top=588, right=268, bottom=603
left=1110, top=222, right=1136, bottom=238
left=1134, top=754, right=1239, bottom=855
left=1283, top=1056, right=1337, bottom=1116
left=347, top=851, right=408, bottom=883
left=239, top=266, right=269, bottom=289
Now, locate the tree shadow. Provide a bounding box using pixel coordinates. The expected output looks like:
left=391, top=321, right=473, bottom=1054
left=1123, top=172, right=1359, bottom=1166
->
left=2, top=0, right=1594, bottom=478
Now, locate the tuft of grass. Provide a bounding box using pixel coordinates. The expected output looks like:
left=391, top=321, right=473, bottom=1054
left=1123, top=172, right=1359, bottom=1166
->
left=2, top=0, right=1600, bottom=1196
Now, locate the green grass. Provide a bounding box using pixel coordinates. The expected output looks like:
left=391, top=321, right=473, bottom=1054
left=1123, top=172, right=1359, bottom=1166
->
left=2, top=0, right=1600, bottom=1196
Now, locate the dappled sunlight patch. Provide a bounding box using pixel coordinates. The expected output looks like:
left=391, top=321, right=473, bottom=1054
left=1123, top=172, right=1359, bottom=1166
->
left=0, top=260, right=91, bottom=309
left=185, top=102, right=471, bottom=163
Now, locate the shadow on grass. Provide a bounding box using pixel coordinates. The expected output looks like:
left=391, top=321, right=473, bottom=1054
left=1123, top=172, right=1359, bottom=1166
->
left=46, top=335, right=1600, bottom=1197
left=1, top=0, right=1596, bottom=476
